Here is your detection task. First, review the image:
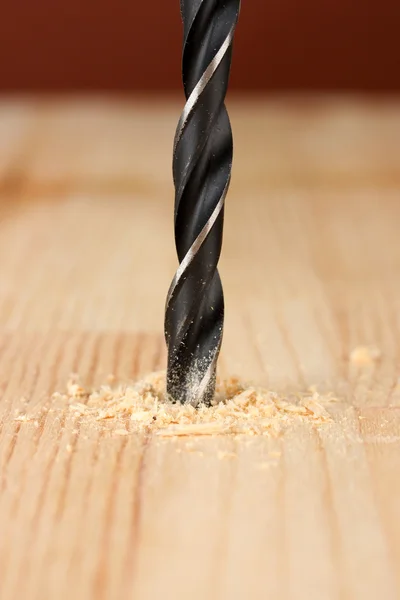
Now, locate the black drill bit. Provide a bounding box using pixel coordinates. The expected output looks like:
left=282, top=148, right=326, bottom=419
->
left=165, top=0, right=240, bottom=406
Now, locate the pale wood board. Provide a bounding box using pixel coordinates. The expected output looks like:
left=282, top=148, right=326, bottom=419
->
left=0, top=97, right=400, bottom=599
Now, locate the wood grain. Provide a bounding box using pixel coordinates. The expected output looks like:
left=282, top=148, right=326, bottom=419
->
left=0, top=97, right=400, bottom=599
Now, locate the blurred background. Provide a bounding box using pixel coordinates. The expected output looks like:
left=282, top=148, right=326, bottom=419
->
left=1, top=0, right=399, bottom=344
left=1, top=0, right=399, bottom=93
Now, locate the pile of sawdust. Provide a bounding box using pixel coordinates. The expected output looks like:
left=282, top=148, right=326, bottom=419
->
left=49, top=371, right=335, bottom=437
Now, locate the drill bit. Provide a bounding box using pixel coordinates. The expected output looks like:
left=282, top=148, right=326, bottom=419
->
left=165, top=0, right=240, bottom=406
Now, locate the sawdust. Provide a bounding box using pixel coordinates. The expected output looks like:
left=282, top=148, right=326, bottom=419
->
left=350, top=345, right=381, bottom=365
left=14, top=414, right=34, bottom=422
left=44, top=371, right=335, bottom=437
left=114, top=428, right=129, bottom=436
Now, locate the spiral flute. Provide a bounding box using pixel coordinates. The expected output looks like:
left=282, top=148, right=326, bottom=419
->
left=165, top=0, right=240, bottom=406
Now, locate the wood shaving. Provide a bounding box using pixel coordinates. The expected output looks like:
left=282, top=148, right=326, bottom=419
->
left=300, top=398, right=331, bottom=420
left=114, top=429, right=129, bottom=436
left=67, top=374, right=90, bottom=399
left=56, top=371, right=334, bottom=437
left=14, top=414, right=33, bottom=422
left=350, top=345, right=381, bottom=365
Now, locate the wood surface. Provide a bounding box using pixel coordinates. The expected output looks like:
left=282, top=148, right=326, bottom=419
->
left=1, top=97, right=400, bottom=599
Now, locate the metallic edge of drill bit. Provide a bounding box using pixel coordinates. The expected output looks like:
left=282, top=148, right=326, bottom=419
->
left=165, top=0, right=241, bottom=407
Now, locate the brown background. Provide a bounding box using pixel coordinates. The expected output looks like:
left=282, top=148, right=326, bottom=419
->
left=0, top=0, right=399, bottom=92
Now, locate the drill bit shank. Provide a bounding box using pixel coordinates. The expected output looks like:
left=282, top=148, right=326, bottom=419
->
left=165, top=0, right=240, bottom=406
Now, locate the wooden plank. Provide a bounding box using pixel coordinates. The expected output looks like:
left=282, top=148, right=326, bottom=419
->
left=0, top=98, right=400, bottom=599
